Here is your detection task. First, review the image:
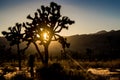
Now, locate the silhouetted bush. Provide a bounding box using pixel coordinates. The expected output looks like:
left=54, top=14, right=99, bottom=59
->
left=35, top=63, right=108, bottom=80
left=10, top=73, right=32, bottom=80
left=0, top=75, right=5, bottom=80
left=36, top=63, right=65, bottom=80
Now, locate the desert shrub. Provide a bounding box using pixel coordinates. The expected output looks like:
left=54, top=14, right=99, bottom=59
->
left=10, top=73, right=32, bottom=80
left=0, top=75, right=5, bottom=80
left=36, top=63, right=65, bottom=80
left=2, top=66, right=16, bottom=75
left=35, top=62, right=111, bottom=80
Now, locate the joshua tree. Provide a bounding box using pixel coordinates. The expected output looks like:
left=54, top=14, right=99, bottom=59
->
left=2, top=23, right=24, bottom=70
left=23, top=2, right=74, bottom=66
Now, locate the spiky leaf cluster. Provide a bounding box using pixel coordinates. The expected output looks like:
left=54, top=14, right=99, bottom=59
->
left=2, top=23, right=23, bottom=46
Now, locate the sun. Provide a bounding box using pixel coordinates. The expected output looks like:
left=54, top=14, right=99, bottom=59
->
left=42, top=32, right=49, bottom=43
left=43, top=32, right=48, bottom=40
left=36, top=30, right=50, bottom=43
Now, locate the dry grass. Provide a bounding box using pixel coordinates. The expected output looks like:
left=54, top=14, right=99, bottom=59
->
left=79, top=59, right=120, bottom=69
left=0, top=59, right=119, bottom=80
left=58, top=59, right=120, bottom=69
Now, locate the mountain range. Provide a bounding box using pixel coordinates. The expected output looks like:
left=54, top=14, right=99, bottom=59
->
left=0, top=30, right=120, bottom=60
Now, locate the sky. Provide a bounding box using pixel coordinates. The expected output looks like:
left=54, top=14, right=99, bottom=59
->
left=0, top=0, right=120, bottom=36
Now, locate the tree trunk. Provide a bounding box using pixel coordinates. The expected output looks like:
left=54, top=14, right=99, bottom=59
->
left=44, top=44, right=49, bottom=66
left=33, top=42, right=44, bottom=63
left=17, top=44, right=21, bottom=70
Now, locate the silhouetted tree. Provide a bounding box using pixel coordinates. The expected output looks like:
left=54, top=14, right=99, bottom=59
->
left=23, top=2, right=74, bottom=66
left=2, top=23, right=24, bottom=70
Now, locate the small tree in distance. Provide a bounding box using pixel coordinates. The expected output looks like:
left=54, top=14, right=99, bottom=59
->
left=23, top=2, right=75, bottom=66
left=2, top=23, right=24, bottom=70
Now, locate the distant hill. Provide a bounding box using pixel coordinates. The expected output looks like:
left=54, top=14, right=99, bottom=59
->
left=96, top=30, right=107, bottom=34
left=0, top=30, right=120, bottom=60
left=68, top=30, right=120, bottom=52
left=67, top=30, right=120, bottom=60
